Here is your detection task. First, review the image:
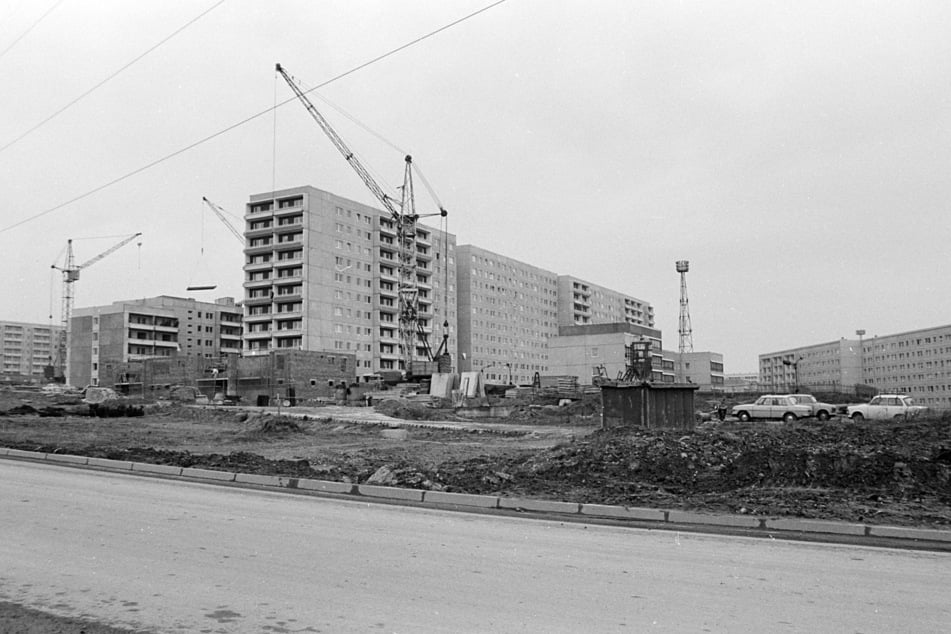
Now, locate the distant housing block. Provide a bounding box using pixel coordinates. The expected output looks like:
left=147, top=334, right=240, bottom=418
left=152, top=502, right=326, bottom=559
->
left=760, top=323, right=951, bottom=409
left=0, top=320, right=63, bottom=382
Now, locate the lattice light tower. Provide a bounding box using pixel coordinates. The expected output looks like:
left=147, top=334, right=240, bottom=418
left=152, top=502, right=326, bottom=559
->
left=676, top=260, right=694, bottom=355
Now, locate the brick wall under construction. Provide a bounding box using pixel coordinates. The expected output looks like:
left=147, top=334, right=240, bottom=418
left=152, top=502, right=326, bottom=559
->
left=102, top=350, right=356, bottom=405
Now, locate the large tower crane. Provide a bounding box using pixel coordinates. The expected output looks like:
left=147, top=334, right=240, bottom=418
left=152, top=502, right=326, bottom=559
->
left=50, top=232, right=142, bottom=383
left=275, top=63, right=449, bottom=375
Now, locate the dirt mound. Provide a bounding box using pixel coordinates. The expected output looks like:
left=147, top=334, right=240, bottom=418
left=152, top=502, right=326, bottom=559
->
left=254, top=416, right=303, bottom=434
left=425, top=420, right=951, bottom=518
left=373, top=399, right=454, bottom=421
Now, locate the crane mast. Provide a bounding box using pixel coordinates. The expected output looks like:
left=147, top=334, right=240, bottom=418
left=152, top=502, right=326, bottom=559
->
left=50, top=232, right=142, bottom=384
left=276, top=63, right=441, bottom=374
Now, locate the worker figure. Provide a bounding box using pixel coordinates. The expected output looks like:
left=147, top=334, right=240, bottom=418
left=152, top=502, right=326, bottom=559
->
left=717, top=399, right=728, bottom=421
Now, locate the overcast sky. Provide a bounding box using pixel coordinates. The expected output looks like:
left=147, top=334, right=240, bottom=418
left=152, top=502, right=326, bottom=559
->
left=2, top=0, right=949, bottom=372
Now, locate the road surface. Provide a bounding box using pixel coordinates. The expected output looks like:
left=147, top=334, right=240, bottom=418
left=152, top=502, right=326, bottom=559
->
left=1, top=459, right=948, bottom=632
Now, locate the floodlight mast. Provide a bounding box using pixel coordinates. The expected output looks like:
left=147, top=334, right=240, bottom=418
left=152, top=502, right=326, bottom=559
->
left=275, top=63, right=447, bottom=375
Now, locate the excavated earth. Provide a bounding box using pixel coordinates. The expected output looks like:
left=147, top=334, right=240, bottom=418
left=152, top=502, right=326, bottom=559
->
left=1, top=391, right=949, bottom=529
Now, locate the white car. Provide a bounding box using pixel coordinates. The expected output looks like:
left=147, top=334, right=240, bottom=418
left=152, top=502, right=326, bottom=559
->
left=846, top=395, right=927, bottom=421
left=786, top=394, right=837, bottom=421
left=731, top=395, right=813, bottom=423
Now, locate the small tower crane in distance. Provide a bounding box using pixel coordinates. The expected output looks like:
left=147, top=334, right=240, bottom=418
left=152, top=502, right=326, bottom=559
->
left=50, top=232, right=142, bottom=384
left=202, top=196, right=244, bottom=244
left=275, top=62, right=450, bottom=376
left=187, top=197, right=244, bottom=291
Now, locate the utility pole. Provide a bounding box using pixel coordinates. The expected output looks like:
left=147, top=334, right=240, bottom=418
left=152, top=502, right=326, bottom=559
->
left=856, top=329, right=866, bottom=393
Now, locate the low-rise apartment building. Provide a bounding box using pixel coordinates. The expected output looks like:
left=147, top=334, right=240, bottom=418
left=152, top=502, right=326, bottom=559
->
left=70, top=296, right=242, bottom=387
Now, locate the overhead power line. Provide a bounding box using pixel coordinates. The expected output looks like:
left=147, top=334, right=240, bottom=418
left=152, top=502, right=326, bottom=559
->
left=0, top=0, right=227, bottom=155
left=0, top=0, right=507, bottom=235
left=0, top=0, right=65, bottom=63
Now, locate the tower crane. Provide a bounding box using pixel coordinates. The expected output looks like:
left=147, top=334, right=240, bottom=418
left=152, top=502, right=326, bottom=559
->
left=49, top=232, right=142, bottom=383
left=275, top=63, right=450, bottom=376
left=202, top=196, right=244, bottom=244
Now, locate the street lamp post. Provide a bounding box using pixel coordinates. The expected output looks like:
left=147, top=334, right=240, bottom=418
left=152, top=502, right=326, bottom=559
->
left=855, top=329, right=866, bottom=392
left=782, top=356, right=803, bottom=392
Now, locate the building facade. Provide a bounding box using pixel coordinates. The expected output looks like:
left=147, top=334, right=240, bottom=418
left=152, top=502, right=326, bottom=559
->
left=761, top=323, right=951, bottom=409
left=70, top=296, right=242, bottom=387
left=548, top=323, right=668, bottom=385
left=0, top=320, right=62, bottom=382
left=556, top=276, right=654, bottom=328
left=101, top=349, right=356, bottom=405
left=760, top=339, right=862, bottom=395
left=455, top=246, right=659, bottom=385
left=663, top=350, right=724, bottom=391
left=242, top=187, right=457, bottom=376
left=241, top=186, right=660, bottom=386
left=455, top=244, right=560, bottom=384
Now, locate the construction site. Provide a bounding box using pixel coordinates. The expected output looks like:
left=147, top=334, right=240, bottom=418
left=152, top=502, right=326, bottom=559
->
left=1, top=381, right=950, bottom=531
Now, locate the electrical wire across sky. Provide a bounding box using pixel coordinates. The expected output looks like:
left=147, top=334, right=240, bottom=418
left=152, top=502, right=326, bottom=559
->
left=0, top=0, right=508, bottom=236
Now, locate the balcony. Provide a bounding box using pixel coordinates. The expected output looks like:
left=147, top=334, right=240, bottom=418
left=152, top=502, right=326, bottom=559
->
left=274, top=288, right=302, bottom=302
left=244, top=296, right=272, bottom=307
left=245, top=225, right=272, bottom=239
left=275, top=234, right=303, bottom=248
left=245, top=243, right=273, bottom=256
left=274, top=308, right=302, bottom=320
left=243, top=260, right=273, bottom=273
left=243, top=312, right=272, bottom=323
left=243, top=278, right=273, bottom=290
left=274, top=220, right=303, bottom=234
left=153, top=339, right=179, bottom=349
left=244, top=329, right=272, bottom=340
left=274, top=273, right=302, bottom=285
left=274, top=252, right=303, bottom=265
left=274, top=200, right=303, bottom=217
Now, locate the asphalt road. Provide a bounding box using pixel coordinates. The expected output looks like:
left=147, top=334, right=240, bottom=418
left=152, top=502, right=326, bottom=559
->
left=1, top=460, right=949, bottom=633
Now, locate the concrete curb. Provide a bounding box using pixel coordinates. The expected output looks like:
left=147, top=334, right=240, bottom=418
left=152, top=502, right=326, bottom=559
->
left=3, top=449, right=950, bottom=548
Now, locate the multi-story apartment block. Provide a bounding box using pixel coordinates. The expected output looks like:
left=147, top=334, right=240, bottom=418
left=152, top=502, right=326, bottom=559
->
left=760, top=339, right=862, bottom=395
left=761, top=323, right=951, bottom=409
left=244, top=186, right=660, bottom=386
left=0, top=320, right=63, bottom=381
left=557, top=276, right=654, bottom=328
left=70, top=296, right=242, bottom=387
left=456, top=245, right=561, bottom=384
left=242, top=187, right=457, bottom=375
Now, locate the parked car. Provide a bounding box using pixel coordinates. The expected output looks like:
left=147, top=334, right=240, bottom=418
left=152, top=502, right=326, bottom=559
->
left=731, top=395, right=813, bottom=422
left=786, top=394, right=837, bottom=421
left=846, top=395, right=927, bottom=421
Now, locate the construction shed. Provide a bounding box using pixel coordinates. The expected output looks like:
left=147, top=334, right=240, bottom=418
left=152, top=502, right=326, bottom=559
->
left=601, top=383, right=699, bottom=430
